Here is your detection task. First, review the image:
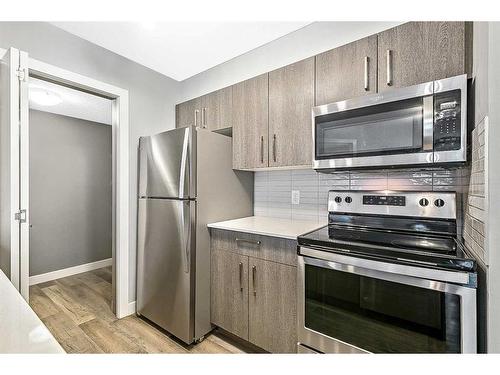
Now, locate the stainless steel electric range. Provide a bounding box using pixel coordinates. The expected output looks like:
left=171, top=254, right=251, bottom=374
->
left=297, top=190, right=477, bottom=354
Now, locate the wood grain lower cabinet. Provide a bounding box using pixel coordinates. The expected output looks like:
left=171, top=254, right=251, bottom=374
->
left=248, top=257, right=297, bottom=353
left=211, top=251, right=249, bottom=339
left=210, top=230, right=298, bottom=353
left=269, top=58, right=315, bottom=168
left=315, top=35, right=377, bottom=105
left=378, top=22, right=467, bottom=91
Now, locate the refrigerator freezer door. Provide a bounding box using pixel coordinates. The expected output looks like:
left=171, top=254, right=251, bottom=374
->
left=136, top=198, right=195, bottom=344
left=138, top=127, right=193, bottom=199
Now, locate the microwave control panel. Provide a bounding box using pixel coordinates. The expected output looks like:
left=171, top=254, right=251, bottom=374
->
left=434, top=89, right=462, bottom=151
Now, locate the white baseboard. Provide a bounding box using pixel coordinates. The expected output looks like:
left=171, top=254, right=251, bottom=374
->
left=29, top=258, right=112, bottom=286
left=126, top=301, right=137, bottom=316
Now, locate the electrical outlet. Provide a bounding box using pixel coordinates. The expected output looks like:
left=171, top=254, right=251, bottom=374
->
left=292, top=190, right=300, bottom=205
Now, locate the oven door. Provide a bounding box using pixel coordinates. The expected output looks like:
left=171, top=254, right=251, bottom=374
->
left=297, top=248, right=477, bottom=354
left=313, top=82, right=434, bottom=170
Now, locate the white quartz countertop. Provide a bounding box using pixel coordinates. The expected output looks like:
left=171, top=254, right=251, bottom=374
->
left=207, top=216, right=326, bottom=240
left=0, top=270, right=64, bottom=354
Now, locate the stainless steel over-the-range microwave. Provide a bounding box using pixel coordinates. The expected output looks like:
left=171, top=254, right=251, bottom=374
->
left=312, top=74, right=468, bottom=170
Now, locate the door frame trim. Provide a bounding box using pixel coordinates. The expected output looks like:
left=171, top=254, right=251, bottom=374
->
left=1, top=46, right=131, bottom=318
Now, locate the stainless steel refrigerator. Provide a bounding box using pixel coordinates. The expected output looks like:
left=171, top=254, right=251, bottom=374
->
left=136, top=126, right=253, bottom=344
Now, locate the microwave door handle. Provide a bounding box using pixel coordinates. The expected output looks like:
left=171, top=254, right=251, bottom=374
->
left=422, top=95, right=434, bottom=152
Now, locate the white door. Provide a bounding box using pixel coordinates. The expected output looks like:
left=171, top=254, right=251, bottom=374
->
left=0, top=47, right=30, bottom=300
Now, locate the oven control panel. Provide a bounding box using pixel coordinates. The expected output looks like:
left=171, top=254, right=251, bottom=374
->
left=434, top=89, right=462, bottom=152
left=363, top=195, right=406, bottom=206
left=328, top=191, right=456, bottom=220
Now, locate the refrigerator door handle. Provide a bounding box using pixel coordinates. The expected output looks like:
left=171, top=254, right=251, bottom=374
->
left=181, top=201, right=191, bottom=274
left=179, top=127, right=190, bottom=199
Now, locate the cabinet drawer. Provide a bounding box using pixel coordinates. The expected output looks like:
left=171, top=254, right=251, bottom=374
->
left=210, top=229, right=297, bottom=266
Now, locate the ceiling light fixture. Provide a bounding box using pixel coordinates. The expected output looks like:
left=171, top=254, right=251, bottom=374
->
left=29, top=88, right=63, bottom=106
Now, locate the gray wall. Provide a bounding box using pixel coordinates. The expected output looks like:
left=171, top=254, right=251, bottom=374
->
left=29, top=110, right=112, bottom=275
left=179, top=21, right=401, bottom=101
left=0, top=22, right=180, bottom=300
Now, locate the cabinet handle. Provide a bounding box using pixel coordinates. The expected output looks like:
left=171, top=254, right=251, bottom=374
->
left=252, top=265, right=257, bottom=296
left=364, top=56, right=369, bottom=91
left=386, top=50, right=393, bottom=86
left=260, top=135, right=264, bottom=164
left=239, top=262, right=243, bottom=292
left=272, top=134, right=277, bottom=163
left=194, top=109, right=200, bottom=127
left=202, top=107, right=207, bottom=128
left=236, top=238, right=261, bottom=246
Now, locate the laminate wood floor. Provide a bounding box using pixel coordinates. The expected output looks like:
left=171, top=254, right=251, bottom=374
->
left=29, top=267, right=248, bottom=354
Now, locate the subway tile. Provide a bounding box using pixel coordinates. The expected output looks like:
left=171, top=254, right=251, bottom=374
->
left=349, top=179, right=388, bottom=189
left=388, top=171, right=433, bottom=179
left=350, top=185, right=387, bottom=191
left=319, top=172, right=350, bottom=180
left=349, top=171, right=388, bottom=179
left=267, top=170, right=291, bottom=181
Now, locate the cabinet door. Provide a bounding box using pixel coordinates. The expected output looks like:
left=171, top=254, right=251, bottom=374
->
left=211, top=250, right=249, bottom=339
left=217, top=86, right=233, bottom=130
left=378, top=22, right=466, bottom=91
left=176, top=97, right=201, bottom=128
left=248, top=258, right=297, bottom=353
left=232, top=74, right=269, bottom=169
left=201, top=86, right=233, bottom=131
left=201, top=91, right=219, bottom=130
left=269, top=58, right=315, bottom=168
left=315, top=35, right=377, bottom=105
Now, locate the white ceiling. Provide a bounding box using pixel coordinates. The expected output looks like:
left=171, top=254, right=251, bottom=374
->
left=29, top=77, right=112, bottom=125
left=51, top=22, right=311, bottom=81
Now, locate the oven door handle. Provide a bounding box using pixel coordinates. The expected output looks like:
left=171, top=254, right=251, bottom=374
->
left=299, top=246, right=473, bottom=286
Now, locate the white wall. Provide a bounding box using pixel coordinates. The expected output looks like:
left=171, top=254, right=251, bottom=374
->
left=179, top=21, right=401, bottom=101
left=486, top=21, right=500, bottom=353
left=0, top=22, right=180, bottom=302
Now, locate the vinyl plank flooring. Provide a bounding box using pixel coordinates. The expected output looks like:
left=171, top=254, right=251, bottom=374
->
left=79, top=319, right=145, bottom=354
left=41, top=284, right=96, bottom=325
left=29, top=285, right=60, bottom=319
left=112, top=316, right=187, bottom=354
left=54, top=279, right=117, bottom=323
left=30, top=267, right=246, bottom=354
left=92, top=267, right=112, bottom=284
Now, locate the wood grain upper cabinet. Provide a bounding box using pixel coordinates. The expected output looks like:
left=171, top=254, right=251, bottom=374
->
left=211, top=250, right=249, bottom=340
left=315, top=35, right=377, bottom=105
left=232, top=74, right=269, bottom=170
left=175, top=97, right=201, bottom=128
left=378, top=22, right=467, bottom=91
left=201, top=86, right=233, bottom=131
left=248, top=257, right=297, bottom=353
left=269, top=58, right=315, bottom=168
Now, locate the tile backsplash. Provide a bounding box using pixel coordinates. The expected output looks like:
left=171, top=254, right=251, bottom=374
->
left=255, top=167, right=470, bottom=224
left=463, top=117, right=487, bottom=264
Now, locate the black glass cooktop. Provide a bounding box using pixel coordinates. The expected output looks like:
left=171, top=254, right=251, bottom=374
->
left=298, top=224, right=475, bottom=272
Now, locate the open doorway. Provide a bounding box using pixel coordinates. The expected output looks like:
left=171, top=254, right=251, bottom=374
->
left=1, top=47, right=131, bottom=320
left=27, top=77, right=115, bottom=315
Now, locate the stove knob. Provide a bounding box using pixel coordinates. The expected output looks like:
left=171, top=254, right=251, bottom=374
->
left=419, top=198, right=429, bottom=207
left=434, top=199, right=445, bottom=207
left=345, top=196, right=352, bottom=204
left=334, top=196, right=342, bottom=203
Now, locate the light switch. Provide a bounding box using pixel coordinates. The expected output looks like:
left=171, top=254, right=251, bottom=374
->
left=292, top=190, right=300, bottom=205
